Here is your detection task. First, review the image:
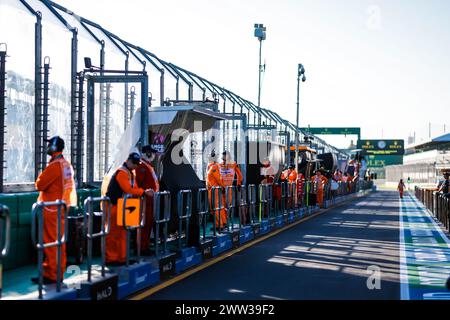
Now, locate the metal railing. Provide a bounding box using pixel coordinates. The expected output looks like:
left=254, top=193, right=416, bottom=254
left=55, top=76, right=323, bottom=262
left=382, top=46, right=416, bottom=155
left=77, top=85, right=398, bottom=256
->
left=31, top=200, right=68, bottom=299
left=211, top=186, right=224, bottom=235
left=121, top=194, right=146, bottom=267
left=288, top=182, right=297, bottom=210
left=83, top=196, right=111, bottom=282
left=177, top=190, right=192, bottom=250
left=258, top=184, right=269, bottom=222
left=197, top=188, right=209, bottom=242
left=415, top=187, right=450, bottom=231
left=248, top=185, right=257, bottom=225
left=153, top=191, right=171, bottom=257
left=225, top=186, right=236, bottom=232
left=0, top=205, right=10, bottom=299
left=280, top=182, right=287, bottom=216
left=237, top=185, right=247, bottom=228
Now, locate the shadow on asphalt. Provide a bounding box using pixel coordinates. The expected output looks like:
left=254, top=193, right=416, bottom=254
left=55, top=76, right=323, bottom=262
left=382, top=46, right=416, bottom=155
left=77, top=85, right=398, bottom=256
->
left=149, top=191, right=401, bottom=300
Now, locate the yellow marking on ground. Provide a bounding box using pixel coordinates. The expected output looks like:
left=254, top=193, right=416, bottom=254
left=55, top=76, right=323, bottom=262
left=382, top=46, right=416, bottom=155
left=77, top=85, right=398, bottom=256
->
left=129, top=194, right=365, bottom=300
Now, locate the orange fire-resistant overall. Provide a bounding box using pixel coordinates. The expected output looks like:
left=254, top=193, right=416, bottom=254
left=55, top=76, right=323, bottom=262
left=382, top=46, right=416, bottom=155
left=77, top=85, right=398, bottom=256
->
left=35, top=152, right=77, bottom=281
left=106, top=166, right=144, bottom=263
left=281, top=169, right=298, bottom=208
left=219, top=162, right=243, bottom=226
left=206, top=163, right=226, bottom=228
left=135, top=158, right=160, bottom=251
left=311, top=174, right=328, bottom=207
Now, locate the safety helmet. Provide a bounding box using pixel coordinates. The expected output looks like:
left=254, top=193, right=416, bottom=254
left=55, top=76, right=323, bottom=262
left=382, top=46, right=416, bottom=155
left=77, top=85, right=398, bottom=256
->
left=46, top=136, right=65, bottom=155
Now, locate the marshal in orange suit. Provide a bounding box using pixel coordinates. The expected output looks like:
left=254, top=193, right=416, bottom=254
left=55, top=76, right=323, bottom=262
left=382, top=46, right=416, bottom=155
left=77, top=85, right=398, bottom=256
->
left=135, top=146, right=160, bottom=253
left=206, top=151, right=226, bottom=228
left=33, top=136, right=77, bottom=284
left=105, top=152, right=153, bottom=265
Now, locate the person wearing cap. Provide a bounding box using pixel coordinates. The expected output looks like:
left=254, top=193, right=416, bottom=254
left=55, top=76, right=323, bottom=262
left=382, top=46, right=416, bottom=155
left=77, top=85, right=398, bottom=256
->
left=206, top=150, right=218, bottom=182
left=438, top=172, right=450, bottom=197
left=33, top=136, right=77, bottom=284
left=136, top=146, right=160, bottom=254
left=105, top=152, right=153, bottom=265
left=281, top=165, right=298, bottom=184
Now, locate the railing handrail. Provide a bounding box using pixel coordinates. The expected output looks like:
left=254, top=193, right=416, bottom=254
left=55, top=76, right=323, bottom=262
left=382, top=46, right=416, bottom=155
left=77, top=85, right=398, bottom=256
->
left=31, top=200, right=68, bottom=299
left=177, top=190, right=192, bottom=249
left=0, top=205, right=10, bottom=258
left=83, top=196, right=111, bottom=281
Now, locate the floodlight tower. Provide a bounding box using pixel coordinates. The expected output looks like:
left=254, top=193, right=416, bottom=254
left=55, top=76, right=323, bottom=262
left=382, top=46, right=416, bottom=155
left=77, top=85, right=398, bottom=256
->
left=295, top=64, right=306, bottom=174
left=254, top=23, right=266, bottom=127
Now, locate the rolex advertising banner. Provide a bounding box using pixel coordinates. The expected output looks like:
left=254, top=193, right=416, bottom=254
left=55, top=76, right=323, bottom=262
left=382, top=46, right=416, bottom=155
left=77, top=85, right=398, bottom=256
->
left=357, top=139, right=405, bottom=156
left=366, top=155, right=403, bottom=168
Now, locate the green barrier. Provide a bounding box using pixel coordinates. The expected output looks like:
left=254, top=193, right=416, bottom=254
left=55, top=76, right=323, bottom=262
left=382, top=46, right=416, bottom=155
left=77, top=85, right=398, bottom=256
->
left=0, top=189, right=100, bottom=271
left=2, top=227, right=17, bottom=271
left=0, top=195, right=18, bottom=270
left=17, top=192, right=39, bottom=227
left=0, top=194, right=18, bottom=227
left=15, top=226, right=35, bottom=267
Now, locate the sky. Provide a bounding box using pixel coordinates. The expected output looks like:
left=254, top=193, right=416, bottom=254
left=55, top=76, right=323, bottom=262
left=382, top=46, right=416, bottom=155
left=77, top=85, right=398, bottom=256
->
left=55, top=0, right=450, bottom=149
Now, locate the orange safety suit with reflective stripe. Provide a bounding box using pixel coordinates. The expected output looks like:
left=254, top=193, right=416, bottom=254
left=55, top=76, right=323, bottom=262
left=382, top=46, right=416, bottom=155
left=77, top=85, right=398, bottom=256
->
left=106, top=166, right=144, bottom=263
left=35, top=152, right=77, bottom=281
left=285, top=170, right=298, bottom=208
left=311, top=175, right=328, bottom=207
left=219, top=162, right=243, bottom=227
left=219, top=162, right=243, bottom=187
left=206, top=163, right=226, bottom=228
left=135, top=158, right=160, bottom=251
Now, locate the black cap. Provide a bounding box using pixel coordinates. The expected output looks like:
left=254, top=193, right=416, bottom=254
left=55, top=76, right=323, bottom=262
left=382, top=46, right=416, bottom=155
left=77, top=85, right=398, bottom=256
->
left=128, top=152, right=142, bottom=165
left=142, top=145, right=158, bottom=154
left=46, top=136, right=65, bottom=152
left=289, top=165, right=295, bottom=170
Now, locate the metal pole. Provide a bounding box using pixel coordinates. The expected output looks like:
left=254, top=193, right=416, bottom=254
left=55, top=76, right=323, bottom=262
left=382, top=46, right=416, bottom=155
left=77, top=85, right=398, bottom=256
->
left=141, top=77, right=149, bottom=146
left=0, top=46, right=7, bottom=193
left=70, top=29, right=78, bottom=167
left=258, top=38, right=262, bottom=113
left=295, top=66, right=300, bottom=175
left=76, top=72, right=84, bottom=186
left=56, top=203, right=62, bottom=292
left=124, top=52, right=129, bottom=130
left=86, top=79, right=95, bottom=184
left=34, top=13, right=42, bottom=180
left=41, top=58, right=50, bottom=169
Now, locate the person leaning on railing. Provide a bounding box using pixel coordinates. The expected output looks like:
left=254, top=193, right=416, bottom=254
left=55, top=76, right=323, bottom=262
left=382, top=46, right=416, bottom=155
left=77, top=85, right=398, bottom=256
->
left=105, top=153, right=154, bottom=266
left=438, top=172, right=450, bottom=198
